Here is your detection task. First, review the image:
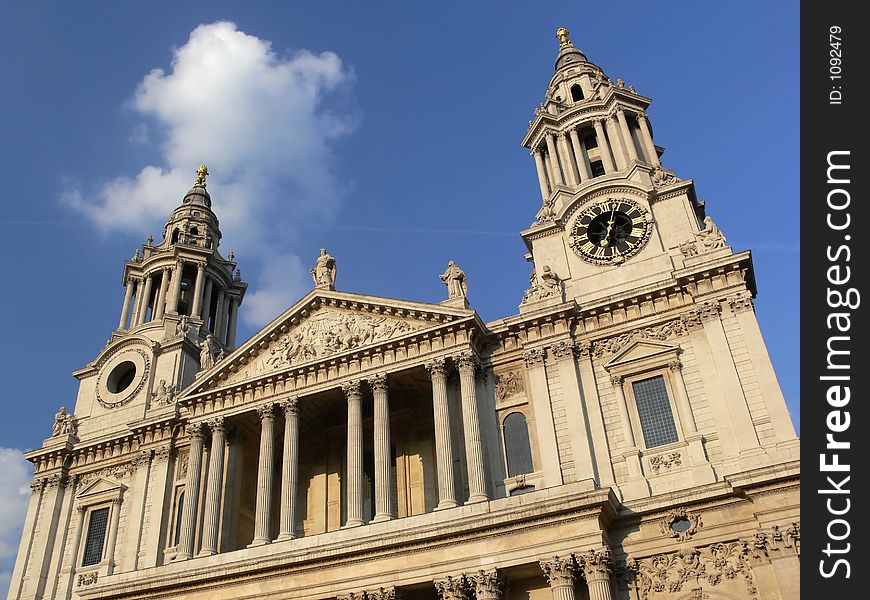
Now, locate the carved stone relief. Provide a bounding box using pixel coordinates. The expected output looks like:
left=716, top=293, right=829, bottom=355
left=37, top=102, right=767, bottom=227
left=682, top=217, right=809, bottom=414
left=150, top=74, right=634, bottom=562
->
left=593, top=319, right=687, bottom=358
left=650, top=451, right=683, bottom=474
left=659, top=507, right=702, bottom=542
left=495, top=370, right=525, bottom=402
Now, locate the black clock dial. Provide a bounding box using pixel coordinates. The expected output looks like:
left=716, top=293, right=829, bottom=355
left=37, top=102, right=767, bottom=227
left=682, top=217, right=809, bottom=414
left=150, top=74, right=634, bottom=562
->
left=569, top=198, right=652, bottom=264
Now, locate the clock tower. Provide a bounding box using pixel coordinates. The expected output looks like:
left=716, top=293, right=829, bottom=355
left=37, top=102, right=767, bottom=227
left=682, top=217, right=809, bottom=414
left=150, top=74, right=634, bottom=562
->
left=520, top=28, right=713, bottom=309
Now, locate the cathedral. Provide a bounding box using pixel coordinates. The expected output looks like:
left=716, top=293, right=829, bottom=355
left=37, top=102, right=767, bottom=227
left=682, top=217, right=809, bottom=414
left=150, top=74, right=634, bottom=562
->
left=7, top=29, right=800, bottom=600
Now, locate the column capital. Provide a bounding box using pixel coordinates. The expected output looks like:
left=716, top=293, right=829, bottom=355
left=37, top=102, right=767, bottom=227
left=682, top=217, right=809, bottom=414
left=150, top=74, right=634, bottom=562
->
left=256, top=403, right=275, bottom=421
left=185, top=422, right=204, bottom=441
left=610, top=374, right=624, bottom=386
left=668, top=360, right=683, bottom=372
left=540, top=555, right=577, bottom=588
left=532, top=147, right=542, bottom=157
left=577, top=340, right=593, bottom=357
left=342, top=380, right=362, bottom=400
left=550, top=340, right=578, bottom=360
left=615, top=107, right=625, bottom=117
left=635, top=111, right=647, bottom=123
left=576, top=548, right=613, bottom=582
left=76, top=504, right=87, bottom=514
left=368, top=587, right=398, bottom=600
left=434, top=575, right=468, bottom=600
left=206, top=416, right=226, bottom=434
left=425, top=358, right=448, bottom=378
left=368, top=372, right=388, bottom=393
left=278, top=396, right=300, bottom=415
left=453, top=351, right=479, bottom=373
left=469, top=569, right=503, bottom=599
left=523, top=347, right=547, bottom=368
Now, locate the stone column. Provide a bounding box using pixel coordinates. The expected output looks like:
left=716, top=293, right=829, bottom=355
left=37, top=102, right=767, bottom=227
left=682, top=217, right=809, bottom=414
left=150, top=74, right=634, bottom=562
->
left=343, top=381, right=365, bottom=527
left=616, top=109, right=639, bottom=162
left=168, top=260, right=184, bottom=315
left=177, top=424, right=204, bottom=560
left=199, top=417, right=226, bottom=556
left=154, top=267, right=171, bottom=320
left=455, top=352, right=488, bottom=503
left=200, top=277, right=214, bottom=330
left=118, top=276, right=135, bottom=330
left=56, top=505, right=86, bottom=596
left=557, top=132, right=579, bottom=186
left=104, top=498, right=123, bottom=574
left=610, top=375, right=644, bottom=483
left=435, top=575, right=468, bottom=600
left=568, top=129, right=592, bottom=181
left=135, top=273, right=154, bottom=326
left=227, top=297, right=239, bottom=349
left=533, top=148, right=551, bottom=201
left=214, top=289, right=226, bottom=343
left=593, top=119, right=616, bottom=173
left=369, top=373, right=393, bottom=522
left=129, top=277, right=143, bottom=328
left=540, top=555, right=578, bottom=600
left=667, top=361, right=698, bottom=434
left=551, top=341, right=597, bottom=483
left=635, top=112, right=660, bottom=166
left=250, top=404, right=276, bottom=546
left=139, top=445, right=172, bottom=567
left=426, top=359, right=458, bottom=510
left=577, top=549, right=614, bottom=600
left=576, top=343, right=615, bottom=486
left=277, top=398, right=300, bottom=541
left=605, top=116, right=627, bottom=170
left=524, top=349, right=563, bottom=487
left=191, top=263, right=206, bottom=319
left=469, top=569, right=503, bottom=600
left=545, top=132, right=564, bottom=186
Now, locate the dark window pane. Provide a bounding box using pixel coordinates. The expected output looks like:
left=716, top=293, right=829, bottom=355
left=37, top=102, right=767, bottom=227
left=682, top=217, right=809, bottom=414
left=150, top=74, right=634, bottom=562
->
left=509, top=485, right=536, bottom=496
left=632, top=376, right=679, bottom=448
left=503, top=412, right=534, bottom=476
left=81, top=507, right=109, bottom=567
left=174, top=492, right=185, bottom=545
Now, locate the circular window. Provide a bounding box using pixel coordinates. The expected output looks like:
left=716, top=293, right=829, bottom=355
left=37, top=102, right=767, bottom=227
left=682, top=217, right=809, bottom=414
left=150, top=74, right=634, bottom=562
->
left=670, top=518, right=692, bottom=534
left=107, top=361, right=137, bottom=394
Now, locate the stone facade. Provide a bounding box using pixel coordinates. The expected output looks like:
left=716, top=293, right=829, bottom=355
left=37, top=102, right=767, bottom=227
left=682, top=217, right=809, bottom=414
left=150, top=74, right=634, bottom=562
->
left=7, top=29, right=799, bottom=600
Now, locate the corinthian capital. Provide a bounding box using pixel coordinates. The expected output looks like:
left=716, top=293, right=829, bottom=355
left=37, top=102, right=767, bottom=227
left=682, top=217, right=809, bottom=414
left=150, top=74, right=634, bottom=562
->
left=278, top=396, right=300, bottom=415
left=185, top=422, right=204, bottom=441
left=368, top=372, right=388, bottom=394
left=523, top=348, right=547, bottom=368
left=425, top=358, right=448, bottom=379
left=540, top=555, right=577, bottom=588
left=469, top=569, right=503, bottom=600
left=434, top=575, right=468, bottom=600
left=342, top=380, right=362, bottom=400
left=576, top=548, right=613, bottom=582
left=453, top=351, right=479, bottom=373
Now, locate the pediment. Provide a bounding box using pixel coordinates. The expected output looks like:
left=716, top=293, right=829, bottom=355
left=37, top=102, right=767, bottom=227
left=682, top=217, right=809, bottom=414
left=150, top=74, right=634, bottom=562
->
left=604, top=339, right=680, bottom=370
left=186, top=289, right=478, bottom=393
left=76, top=476, right=127, bottom=500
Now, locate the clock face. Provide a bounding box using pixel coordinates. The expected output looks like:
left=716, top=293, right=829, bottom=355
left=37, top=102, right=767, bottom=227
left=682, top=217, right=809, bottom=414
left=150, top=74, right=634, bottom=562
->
left=569, top=198, right=652, bottom=264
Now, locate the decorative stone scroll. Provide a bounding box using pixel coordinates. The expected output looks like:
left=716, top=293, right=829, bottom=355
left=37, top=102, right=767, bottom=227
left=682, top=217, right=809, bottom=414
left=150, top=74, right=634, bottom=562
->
left=649, top=451, right=683, bottom=474
left=78, top=572, right=99, bottom=587
left=630, top=542, right=756, bottom=600
left=265, top=310, right=423, bottom=370
left=659, top=507, right=702, bottom=542
left=495, top=370, right=525, bottom=401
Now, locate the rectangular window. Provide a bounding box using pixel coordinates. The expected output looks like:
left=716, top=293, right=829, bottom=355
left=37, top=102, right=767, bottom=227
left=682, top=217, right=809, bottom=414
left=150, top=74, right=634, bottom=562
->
left=81, top=507, right=110, bottom=567
left=632, top=375, right=679, bottom=448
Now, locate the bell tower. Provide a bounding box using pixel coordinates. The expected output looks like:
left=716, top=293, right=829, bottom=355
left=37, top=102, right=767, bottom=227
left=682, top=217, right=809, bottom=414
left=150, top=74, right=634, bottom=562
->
left=519, top=28, right=711, bottom=310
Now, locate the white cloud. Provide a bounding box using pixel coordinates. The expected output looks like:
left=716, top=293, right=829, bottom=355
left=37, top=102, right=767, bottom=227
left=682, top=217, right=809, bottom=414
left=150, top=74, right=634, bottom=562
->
left=62, top=21, right=357, bottom=326
left=0, top=448, right=32, bottom=599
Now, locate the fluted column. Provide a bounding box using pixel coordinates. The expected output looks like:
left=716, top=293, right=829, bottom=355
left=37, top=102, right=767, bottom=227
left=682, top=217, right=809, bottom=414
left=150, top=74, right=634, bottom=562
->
left=198, top=417, right=226, bottom=556
left=470, top=569, right=503, bottom=600
left=544, top=132, right=564, bottom=186
left=200, top=276, right=213, bottom=329
left=343, top=381, right=365, bottom=527
left=635, top=112, right=660, bottom=166
left=426, top=359, right=458, bottom=510
left=277, top=397, right=300, bottom=541
left=577, top=549, right=614, bottom=600
left=557, top=132, right=579, bottom=185
left=214, top=289, right=226, bottom=343
left=616, top=109, right=639, bottom=163
left=227, top=297, right=239, bottom=348
left=118, top=277, right=135, bottom=330
left=568, top=129, right=592, bottom=181
left=369, top=373, right=393, bottom=522
left=605, top=116, right=627, bottom=170
left=455, top=352, right=488, bottom=503
left=177, top=423, right=205, bottom=560
left=135, top=274, right=154, bottom=325
left=533, top=148, right=551, bottom=200
left=168, top=260, right=184, bottom=315
left=593, top=119, right=616, bottom=173
left=540, top=556, right=578, bottom=600
left=250, top=404, right=275, bottom=546
left=191, top=263, right=206, bottom=319
left=154, top=267, right=171, bottom=320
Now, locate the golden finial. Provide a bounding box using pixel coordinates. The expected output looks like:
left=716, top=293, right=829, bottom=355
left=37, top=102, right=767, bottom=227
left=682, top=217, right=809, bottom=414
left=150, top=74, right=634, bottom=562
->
left=556, top=27, right=573, bottom=49
left=194, top=164, right=209, bottom=187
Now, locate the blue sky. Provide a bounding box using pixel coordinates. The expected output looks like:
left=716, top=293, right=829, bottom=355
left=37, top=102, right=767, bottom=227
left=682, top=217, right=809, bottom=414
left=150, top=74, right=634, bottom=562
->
left=0, top=1, right=799, bottom=592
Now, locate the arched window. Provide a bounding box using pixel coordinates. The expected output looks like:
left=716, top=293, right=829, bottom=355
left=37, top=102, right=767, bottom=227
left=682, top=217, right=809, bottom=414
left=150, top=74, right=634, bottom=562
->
left=170, top=228, right=180, bottom=244
left=570, top=84, right=584, bottom=102
left=503, top=412, right=534, bottom=476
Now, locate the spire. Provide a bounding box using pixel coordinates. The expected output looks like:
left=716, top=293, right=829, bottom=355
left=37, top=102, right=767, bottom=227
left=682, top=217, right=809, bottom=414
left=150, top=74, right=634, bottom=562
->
left=554, top=26, right=587, bottom=70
